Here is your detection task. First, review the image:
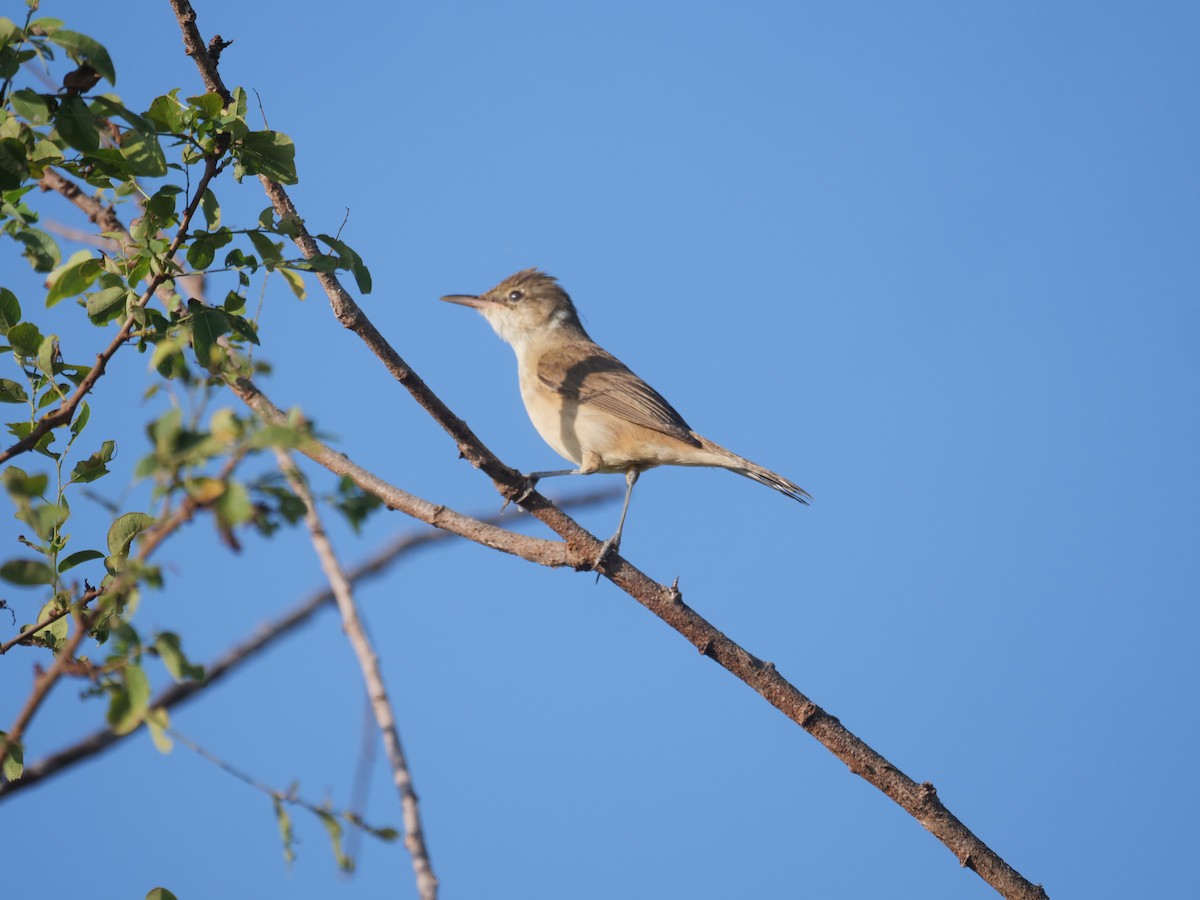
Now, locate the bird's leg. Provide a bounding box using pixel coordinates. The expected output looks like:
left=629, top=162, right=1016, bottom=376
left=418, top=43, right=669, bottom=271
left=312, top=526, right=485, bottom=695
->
left=595, top=468, right=640, bottom=574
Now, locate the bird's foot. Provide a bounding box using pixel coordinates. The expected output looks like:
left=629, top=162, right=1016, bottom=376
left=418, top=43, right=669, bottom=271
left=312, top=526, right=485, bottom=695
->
left=592, top=534, right=621, bottom=582
left=502, top=474, right=541, bottom=512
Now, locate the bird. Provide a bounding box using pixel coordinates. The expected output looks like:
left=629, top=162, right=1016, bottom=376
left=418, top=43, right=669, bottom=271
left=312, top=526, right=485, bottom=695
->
left=441, top=268, right=809, bottom=562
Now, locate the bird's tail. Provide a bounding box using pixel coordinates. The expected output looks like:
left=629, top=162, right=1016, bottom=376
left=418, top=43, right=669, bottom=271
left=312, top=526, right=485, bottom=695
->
left=696, top=437, right=812, bottom=505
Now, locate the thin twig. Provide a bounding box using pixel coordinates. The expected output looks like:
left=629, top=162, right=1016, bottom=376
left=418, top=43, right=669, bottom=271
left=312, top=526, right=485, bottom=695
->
left=275, top=448, right=438, bottom=900
left=166, top=725, right=394, bottom=844
left=171, top=6, right=1048, bottom=899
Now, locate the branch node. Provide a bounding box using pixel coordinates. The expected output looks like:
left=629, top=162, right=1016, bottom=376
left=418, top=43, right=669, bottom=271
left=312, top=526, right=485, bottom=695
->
left=208, top=34, right=234, bottom=62
left=668, top=577, right=682, bottom=603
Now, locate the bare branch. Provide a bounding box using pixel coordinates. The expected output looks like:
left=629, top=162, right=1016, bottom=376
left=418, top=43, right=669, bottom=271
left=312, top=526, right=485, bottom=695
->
left=170, top=9, right=1048, bottom=899
left=275, top=449, right=438, bottom=899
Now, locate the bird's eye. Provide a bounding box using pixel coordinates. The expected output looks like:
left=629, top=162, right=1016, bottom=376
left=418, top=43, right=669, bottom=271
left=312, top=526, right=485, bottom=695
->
left=508, top=290, right=524, bottom=302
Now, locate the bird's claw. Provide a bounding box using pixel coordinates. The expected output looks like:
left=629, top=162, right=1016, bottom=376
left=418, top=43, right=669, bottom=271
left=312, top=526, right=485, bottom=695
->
left=515, top=474, right=540, bottom=505
left=592, top=535, right=621, bottom=582
left=502, top=474, right=540, bottom=514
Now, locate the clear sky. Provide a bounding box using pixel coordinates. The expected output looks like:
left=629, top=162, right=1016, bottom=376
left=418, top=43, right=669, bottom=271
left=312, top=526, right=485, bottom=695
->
left=2, top=2, right=1197, bottom=898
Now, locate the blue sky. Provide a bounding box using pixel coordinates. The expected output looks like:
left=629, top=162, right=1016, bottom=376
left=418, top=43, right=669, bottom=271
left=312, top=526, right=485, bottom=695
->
left=2, top=2, right=1197, bottom=898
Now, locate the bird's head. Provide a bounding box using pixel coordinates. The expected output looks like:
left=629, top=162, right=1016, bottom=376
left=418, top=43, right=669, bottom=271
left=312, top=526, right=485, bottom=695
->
left=441, top=268, right=586, bottom=348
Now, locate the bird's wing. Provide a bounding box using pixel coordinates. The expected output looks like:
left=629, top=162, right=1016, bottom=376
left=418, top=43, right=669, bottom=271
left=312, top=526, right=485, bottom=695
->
left=537, top=341, right=701, bottom=447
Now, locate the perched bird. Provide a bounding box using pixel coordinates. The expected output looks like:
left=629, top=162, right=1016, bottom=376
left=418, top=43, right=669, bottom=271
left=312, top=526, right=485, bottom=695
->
left=441, top=269, right=809, bottom=559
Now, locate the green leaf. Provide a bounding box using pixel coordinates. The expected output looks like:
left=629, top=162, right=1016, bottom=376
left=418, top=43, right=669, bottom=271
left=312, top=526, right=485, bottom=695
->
left=70, top=401, right=90, bottom=436
left=145, top=707, right=173, bottom=754
left=9, top=89, right=51, bottom=125
left=3, top=467, right=48, bottom=497
left=48, top=30, right=116, bottom=86
left=246, top=230, right=282, bottom=266
left=155, top=632, right=205, bottom=682
left=0, top=137, right=28, bottom=191
left=226, top=313, right=260, bottom=346
left=36, top=597, right=69, bottom=646
left=58, top=548, right=104, bottom=572
left=146, top=888, right=180, bottom=900
left=118, top=128, right=167, bottom=177
left=28, top=138, right=64, bottom=168
left=236, top=130, right=298, bottom=184
left=0, top=18, right=19, bottom=46
left=28, top=502, right=67, bottom=540
left=0, top=558, right=55, bottom=585
left=14, top=227, right=60, bottom=272
left=7, top=321, right=43, bottom=357
left=317, top=234, right=372, bottom=294
left=35, top=334, right=59, bottom=381
left=334, top=476, right=383, bottom=534
left=54, top=94, right=99, bottom=152
left=108, top=663, right=150, bottom=735
left=106, top=511, right=154, bottom=557
left=59, top=363, right=91, bottom=387
left=200, top=188, right=220, bottom=229
left=273, top=798, right=296, bottom=864
left=46, top=250, right=101, bottom=307
left=146, top=91, right=183, bottom=132
left=316, top=810, right=353, bottom=872
left=0, top=379, right=27, bottom=403
left=146, top=185, right=180, bottom=224
left=187, top=91, right=224, bottom=120
left=215, top=480, right=252, bottom=527
left=69, top=439, right=115, bottom=484
left=0, top=288, right=21, bottom=334
left=85, top=285, right=129, bottom=324
left=1, top=732, right=23, bottom=781
left=278, top=267, right=306, bottom=300
left=29, top=18, right=66, bottom=35
left=185, top=227, right=232, bottom=270
left=190, top=303, right=230, bottom=370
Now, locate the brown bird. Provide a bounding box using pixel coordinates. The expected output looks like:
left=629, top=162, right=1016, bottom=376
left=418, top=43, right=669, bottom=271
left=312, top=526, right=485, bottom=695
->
left=441, top=269, right=809, bottom=559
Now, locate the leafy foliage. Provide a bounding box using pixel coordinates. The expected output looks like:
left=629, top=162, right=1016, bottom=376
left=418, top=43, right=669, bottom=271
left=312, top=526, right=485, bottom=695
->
left=0, top=10, right=385, bottom=870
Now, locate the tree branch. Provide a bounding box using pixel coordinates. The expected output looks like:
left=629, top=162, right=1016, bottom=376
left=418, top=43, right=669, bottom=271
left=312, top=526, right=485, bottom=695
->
left=0, top=454, right=234, bottom=766
left=0, top=488, right=616, bottom=800
left=0, top=156, right=221, bottom=466
left=231, top=376, right=584, bottom=568
left=275, top=449, right=438, bottom=900
left=170, top=6, right=1048, bottom=898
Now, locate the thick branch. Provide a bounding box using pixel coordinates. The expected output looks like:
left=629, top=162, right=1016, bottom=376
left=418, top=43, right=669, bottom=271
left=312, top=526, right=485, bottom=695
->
left=172, top=8, right=1047, bottom=899
left=276, top=450, right=438, bottom=900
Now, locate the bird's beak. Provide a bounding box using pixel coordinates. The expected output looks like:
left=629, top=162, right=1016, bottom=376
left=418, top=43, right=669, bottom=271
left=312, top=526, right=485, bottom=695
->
left=440, top=293, right=490, bottom=309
